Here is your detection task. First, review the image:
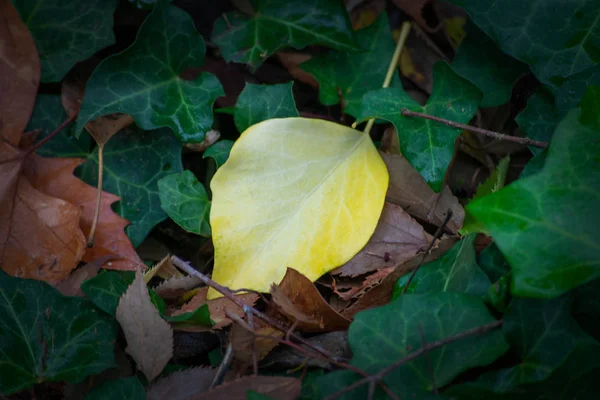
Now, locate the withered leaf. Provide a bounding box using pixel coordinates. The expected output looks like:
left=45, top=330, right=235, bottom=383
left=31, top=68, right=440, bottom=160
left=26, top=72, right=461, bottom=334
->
left=196, top=376, right=300, bottom=400
left=333, top=202, right=431, bottom=277
left=154, top=275, right=203, bottom=299
left=55, top=256, right=112, bottom=297
left=147, top=367, right=216, bottom=400
left=230, top=318, right=283, bottom=365
left=116, top=270, right=173, bottom=382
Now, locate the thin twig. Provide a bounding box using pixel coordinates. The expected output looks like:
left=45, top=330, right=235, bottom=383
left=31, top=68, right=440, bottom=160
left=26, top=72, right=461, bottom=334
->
left=325, top=320, right=503, bottom=400
left=210, top=343, right=233, bottom=389
left=401, top=210, right=452, bottom=295
left=87, top=144, right=104, bottom=246
left=401, top=109, right=548, bottom=148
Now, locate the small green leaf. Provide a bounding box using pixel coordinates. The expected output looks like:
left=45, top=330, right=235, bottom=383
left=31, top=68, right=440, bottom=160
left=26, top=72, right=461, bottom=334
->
left=350, top=292, right=508, bottom=398
left=451, top=22, right=528, bottom=107
left=234, top=83, right=299, bottom=132
left=26, top=94, right=92, bottom=158
left=163, top=304, right=213, bottom=327
left=158, top=170, right=211, bottom=236
left=211, top=0, right=358, bottom=69
left=0, top=270, right=117, bottom=395
left=449, top=0, right=600, bottom=85
left=85, top=377, right=145, bottom=400
left=301, top=13, right=400, bottom=118
left=477, top=243, right=510, bottom=283
left=76, top=2, right=224, bottom=142
left=467, top=86, right=600, bottom=298
left=203, top=140, right=234, bottom=168
left=393, top=234, right=491, bottom=298
left=12, top=0, right=118, bottom=82
left=357, top=61, right=481, bottom=192
left=76, top=127, right=183, bottom=247
left=515, top=87, right=560, bottom=155
left=247, top=390, right=276, bottom=400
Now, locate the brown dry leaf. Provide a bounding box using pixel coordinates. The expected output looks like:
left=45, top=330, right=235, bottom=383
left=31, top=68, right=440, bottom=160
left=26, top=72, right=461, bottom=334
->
left=116, top=270, right=174, bottom=382
left=176, top=287, right=259, bottom=330
left=23, top=155, right=142, bottom=271
left=341, top=236, right=458, bottom=319
left=155, top=275, right=203, bottom=299
left=276, top=52, right=318, bottom=88
left=144, top=254, right=184, bottom=283
left=60, top=57, right=99, bottom=117
left=147, top=367, right=216, bottom=400
left=392, top=0, right=432, bottom=30
left=333, top=266, right=395, bottom=302
left=273, top=268, right=350, bottom=332
left=195, top=376, right=300, bottom=400
left=0, top=0, right=40, bottom=145
left=230, top=318, right=283, bottom=365
left=55, top=256, right=112, bottom=296
left=333, top=203, right=431, bottom=277
left=184, top=129, right=220, bottom=152
left=347, top=0, right=385, bottom=30
left=0, top=143, right=86, bottom=282
left=381, top=151, right=464, bottom=233
left=85, top=113, right=135, bottom=146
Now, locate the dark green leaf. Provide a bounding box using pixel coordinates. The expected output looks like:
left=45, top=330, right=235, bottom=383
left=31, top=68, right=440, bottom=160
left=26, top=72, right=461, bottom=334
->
left=211, top=0, right=358, bottom=69
left=85, top=377, right=145, bottom=400
left=163, top=304, right=213, bottom=327
left=158, top=170, right=211, bottom=236
left=350, top=292, right=508, bottom=398
left=477, top=243, right=510, bottom=283
left=12, top=0, right=117, bottom=82
left=301, top=13, right=400, bottom=118
left=393, top=234, right=491, bottom=298
left=203, top=140, right=234, bottom=168
left=483, top=274, right=511, bottom=314
left=300, top=370, right=375, bottom=400
left=519, top=151, right=546, bottom=178
left=76, top=127, right=183, bottom=247
left=26, top=94, right=92, bottom=158
left=515, top=87, right=560, bottom=155
left=573, top=278, right=600, bottom=341
left=357, top=61, right=481, bottom=192
left=234, top=82, right=299, bottom=132
left=0, top=271, right=117, bottom=395
left=451, top=22, right=528, bottom=107
left=449, top=0, right=600, bottom=85
left=81, top=271, right=165, bottom=316
left=76, top=2, right=223, bottom=142
left=247, top=390, right=275, bottom=400
left=556, top=64, right=600, bottom=116
left=467, top=86, right=600, bottom=298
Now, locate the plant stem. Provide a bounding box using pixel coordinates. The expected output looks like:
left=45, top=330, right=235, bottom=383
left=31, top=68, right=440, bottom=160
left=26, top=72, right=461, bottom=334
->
left=325, top=319, right=503, bottom=400
left=87, top=144, right=104, bottom=246
left=401, top=109, right=548, bottom=148
left=362, top=21, right=412, bottom=135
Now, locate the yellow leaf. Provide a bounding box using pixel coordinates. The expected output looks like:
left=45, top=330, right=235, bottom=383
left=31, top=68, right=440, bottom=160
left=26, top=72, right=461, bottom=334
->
left=209, top=118, right=388, bottom=298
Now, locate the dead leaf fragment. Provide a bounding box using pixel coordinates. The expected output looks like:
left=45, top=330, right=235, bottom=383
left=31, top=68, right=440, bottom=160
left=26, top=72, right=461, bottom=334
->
left=333, top=266, right=395, bottom=302
left=195, top=376, right=300, bottom=400
left=230, top=318, right=283, bottom=365
left=333, top=203, right=431, bottom=277
left=116, top=270, right=174, bottom=382
left=276, top=52, right=318, bottom=88
left=23, top=156, right=142, bottom=271
left=272, top=268, right=350, bottom=332
left=55, top=256, right=112, bottom=296
left=392, top=0, right=432, bottom=30
left=144, top=254, right=183, bottom=283
left=147, top=367, right=216, bottom=400
left=85, top=113, right=135, bottom=146
left=155, top=275, right=203, bottom=299
left=0, top=0, right=40, bottom=145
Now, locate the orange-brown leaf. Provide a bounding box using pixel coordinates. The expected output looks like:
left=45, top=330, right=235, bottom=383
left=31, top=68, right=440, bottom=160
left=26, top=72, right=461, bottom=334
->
left=23, top=155, right=142, bottom=271
left=0, top=0, right=40, bottom=145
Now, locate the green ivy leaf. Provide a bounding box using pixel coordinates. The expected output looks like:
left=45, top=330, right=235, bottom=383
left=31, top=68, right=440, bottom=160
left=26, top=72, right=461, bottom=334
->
left=477, top=243, right=510, bottom=283
left=515, top=87, right=560, bottom=155
left=163, top=304, right=213, bottom=327
left=76, top=2, right=224, bottom=143
left=26, top=94, right=92, bottom=158
left=393, top=234, right=491, bottom=298
left=300, top=370, right=375, bottom=400
left=76, top=127, right=183, bottom=247
left=467, top=86, right=600, bottom=298
left=349, top=292, right=508, bottom=398
left=449, top=0, right=600, bottom=85
left=451, top=22, right=528, bottom=107
left=0, top=270, right=117, bottom=395
left=12, top=0, right=117, bottom=82
left=211, top=0, right=358, bottom=69
left=357, top=61, right=481, bottom=192
left=158, top=170, right=211, bottom=236
left=573, top=278, right=600, bottom=341
left=484, top=274, right=511, bottom=314
left=300, top=13, right=400, bottom=118
left=555, top=64, right=600, bottom=116
left=234, top=82, right=299, bottom=132
left=85, top=377, right=145, bottom=400
left=203, top=140, right=234, bottom=168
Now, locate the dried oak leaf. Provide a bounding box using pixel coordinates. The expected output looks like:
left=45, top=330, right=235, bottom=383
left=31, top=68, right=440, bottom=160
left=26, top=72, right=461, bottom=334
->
left=230, top=318, right=283, bottom=365
left=271, top=268, right=350, bottom=332
left=23, top=155, right=142, bottom=271
left=147, top=367, right=216, bottom=400
left=176, top=287, right=259, bottom=330
left=116, top=270, right=173, bottom=382
left=333, top=202, right=431, bottom=277
left=0, top=143, right=86, bottom=282
left=195, top=376, right=300, bottom=400
left=332, top=266, right=396, bottom=302
left=0, top=0, right=40, bottom=145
